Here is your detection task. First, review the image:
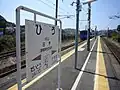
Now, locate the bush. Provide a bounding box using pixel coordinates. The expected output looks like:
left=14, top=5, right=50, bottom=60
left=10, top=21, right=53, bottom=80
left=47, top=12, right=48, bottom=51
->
left=0, top=35, right=15, bottom=52
left=111, top=32, right=118, bottom=40
left=117, top=25, right=120, bottom=31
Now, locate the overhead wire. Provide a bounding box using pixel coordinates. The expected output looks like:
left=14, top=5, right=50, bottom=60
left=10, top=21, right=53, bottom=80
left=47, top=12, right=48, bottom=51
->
left=37, top=0, right=55, bottom=10
left=45, top=0, right=68, bottom=14
left=45, top=0, right=55, bottom=6
left=104, top=20, right=113, bottom=29
left=69, top=18, right=74, bottom=21
left=61, top=0, right=75, bottom=14
left=37, top=0, right=75, bottom=24
left=37, top=0, right=64, bottom=13
left=45, top=0, right=74, bottom=15
left=82, top=7, right=88, bottom=13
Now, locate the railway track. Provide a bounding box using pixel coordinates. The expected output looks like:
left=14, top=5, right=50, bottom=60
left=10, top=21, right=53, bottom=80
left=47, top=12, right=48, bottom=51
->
left=102, top=37, right=120, bottom=65
left=0, top=48, right=25, bottom=59
left=0, top=42, right=75, bottom=59
left=0, top=41, right=81, bottom=78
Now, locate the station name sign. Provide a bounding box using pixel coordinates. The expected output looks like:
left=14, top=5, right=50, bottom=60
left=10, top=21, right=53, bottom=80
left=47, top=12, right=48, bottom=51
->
left=25, top=20, right=59, bottom=81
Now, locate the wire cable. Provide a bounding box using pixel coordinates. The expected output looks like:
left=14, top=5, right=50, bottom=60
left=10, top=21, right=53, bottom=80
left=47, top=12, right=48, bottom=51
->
left=82, top=7, right=88, bottom=13
left=37, top=0, right=64, bottom=13
left=37, top=0, right=75, bottom=22
left=45, top=0, right=72, bottom=14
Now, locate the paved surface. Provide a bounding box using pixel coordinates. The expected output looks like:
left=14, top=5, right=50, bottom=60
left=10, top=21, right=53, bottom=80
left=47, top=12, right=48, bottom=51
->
left=1, top=36, right=120, bottom=90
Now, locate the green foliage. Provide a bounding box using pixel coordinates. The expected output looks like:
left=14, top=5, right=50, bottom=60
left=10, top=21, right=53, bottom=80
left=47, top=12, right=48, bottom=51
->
left=0, top=35, right=16, bottom=52
left=118, top=34, right=120, bottom=42
left=111, top=32, right=120, bottom=43
left=0, top=20, right=6, bottom=33
left=0, top=21, right=6, bottom=27
left=0, top=28, right=3, bottom=31
left=117, top=25, right=120, bottom=31
left=111, top=32, right=118, bottom=40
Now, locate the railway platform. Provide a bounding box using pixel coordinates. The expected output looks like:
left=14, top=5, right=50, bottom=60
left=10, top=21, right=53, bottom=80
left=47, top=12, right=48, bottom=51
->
left=1, top=36, right=120, bottom=90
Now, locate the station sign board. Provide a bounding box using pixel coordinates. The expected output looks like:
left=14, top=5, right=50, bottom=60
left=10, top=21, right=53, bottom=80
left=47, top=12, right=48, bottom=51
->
left=25, top=20, right=59, bottom=81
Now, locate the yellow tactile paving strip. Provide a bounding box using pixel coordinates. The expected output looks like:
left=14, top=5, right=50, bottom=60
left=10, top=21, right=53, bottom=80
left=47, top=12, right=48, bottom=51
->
left=8, top=79, right=26, bottom=90
left=94, top=37, right=109, bottom=90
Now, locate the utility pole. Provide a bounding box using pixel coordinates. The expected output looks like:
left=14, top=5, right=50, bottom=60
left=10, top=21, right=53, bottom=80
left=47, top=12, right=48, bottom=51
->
left=95, top=26, right=97, bottom=39
left=107, top=27, right=109, bottom=37
left=55, top=0, right=58, bottom=25
left=75, top=0, right=80, bottom=69
left=83, top=0, right=97, bottom=51
left=87, top=3, right=91, bottom=51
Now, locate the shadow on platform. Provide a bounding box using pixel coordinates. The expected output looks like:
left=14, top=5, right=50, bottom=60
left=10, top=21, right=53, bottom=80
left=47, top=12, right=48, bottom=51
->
left=90, top=50, right=112, bottom=54
left=75, top=68, right=120, bottom=81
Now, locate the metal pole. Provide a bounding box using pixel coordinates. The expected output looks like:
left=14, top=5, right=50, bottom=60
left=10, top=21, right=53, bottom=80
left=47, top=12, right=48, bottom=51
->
left=57, top=21, right=62, bottom=90
left=16, top=9, right=22, bottom=90
left=75, top=0, right=80, bottom=69
left=34, top=13, right=36, bottom=23
left=107, top=27, right=109, bottom=37
left=55, top=0, right=58, bottom=25
left=95, top=26, right=97, bottom=39
left=87, top=3, right=91, bottom=51
left=55, top=0, right=61, bottom=89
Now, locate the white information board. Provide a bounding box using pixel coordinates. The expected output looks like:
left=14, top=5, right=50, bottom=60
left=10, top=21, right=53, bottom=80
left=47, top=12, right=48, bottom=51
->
left=25, top=20, right=59, bottom=81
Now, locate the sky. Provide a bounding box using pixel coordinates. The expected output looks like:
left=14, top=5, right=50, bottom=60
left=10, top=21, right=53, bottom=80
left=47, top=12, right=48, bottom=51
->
left=0, top=0, right=120, bottom=30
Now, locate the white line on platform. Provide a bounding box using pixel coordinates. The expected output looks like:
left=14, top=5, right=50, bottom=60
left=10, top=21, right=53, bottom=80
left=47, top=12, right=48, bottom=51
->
left=71, top=38, right=97, bottom=90
left=78, top=47, right=85, bottom=51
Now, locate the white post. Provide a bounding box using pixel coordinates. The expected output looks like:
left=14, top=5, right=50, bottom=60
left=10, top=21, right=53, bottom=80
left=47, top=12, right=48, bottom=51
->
left=34, top=13, right=36, bottom=23
left=57, top=54, right=61, bottom=90
left=16, top=8, right=22, bottom=90
left=57, top=21, right=62, bottom=90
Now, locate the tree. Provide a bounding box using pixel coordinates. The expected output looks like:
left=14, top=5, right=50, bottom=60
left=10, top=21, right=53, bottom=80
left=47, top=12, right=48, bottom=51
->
left=0, top=15, right=6, bottom=35
left=117, top=25, right=120, bottom=31
left=116, top=25, right=120, bottom=42
left=0, top=35, right=15, bottom=52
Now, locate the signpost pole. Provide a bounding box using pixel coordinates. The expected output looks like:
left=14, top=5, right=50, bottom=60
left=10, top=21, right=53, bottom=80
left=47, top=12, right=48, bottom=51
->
left=34, top=13, right=36, bottom=22
left=16, top=8, right=22, bottom=90
left=57, top=21, right=62, bottom=90
left=55, top=0, right=61, bottom=88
